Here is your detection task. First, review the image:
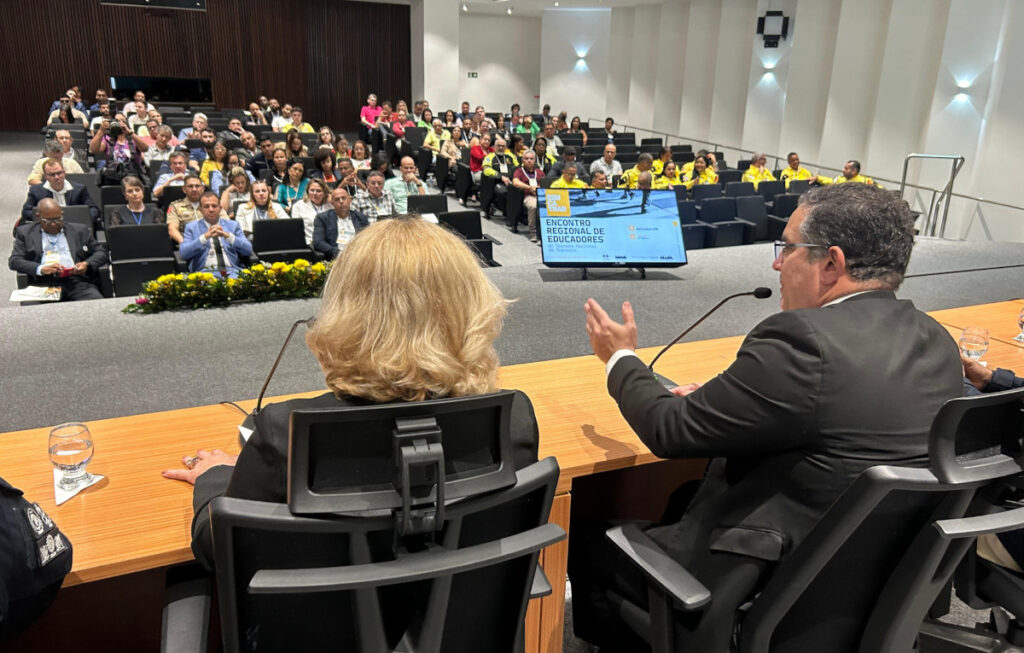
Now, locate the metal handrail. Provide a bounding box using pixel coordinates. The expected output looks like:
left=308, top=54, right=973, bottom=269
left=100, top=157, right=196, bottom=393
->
left=901, top=154, right=965, bottom=238
left=588, top=118, right=1024, bottom=215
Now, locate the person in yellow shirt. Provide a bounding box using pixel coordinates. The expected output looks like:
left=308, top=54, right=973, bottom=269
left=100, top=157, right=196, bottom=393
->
left=818, top=160, right=883, bottom=188
left=741, top=152, right=775, bottom=189
left=422, top=119, right=450, bottom=156
left=619, top=153, right=654, bottom=188
left=683, top=155, right=719, bottom=190
left=590, top=170, right=610, bottom=189
left=651, top=147, right=673, bottom=176
left=680, top=149, right=717, bottom=177
left=653, top=161, right=682, bottom=189
left=550, top=163, right=589, bottom=189
left=280, top=107, right=315, bottom=133
left=778, top=152, right=830, bottom=188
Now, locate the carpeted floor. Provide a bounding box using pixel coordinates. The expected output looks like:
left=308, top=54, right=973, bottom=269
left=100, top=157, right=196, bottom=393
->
left=1, top=131, right=1017, bottom=647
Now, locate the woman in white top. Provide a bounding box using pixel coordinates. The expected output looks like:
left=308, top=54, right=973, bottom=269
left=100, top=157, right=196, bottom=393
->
left=235, top=180, right=286, bottom=238
left=349, top=140, right=371, bottom=170
left=219, top=166, right=252, bottom=218
left=289, top=178, right=332, bottom=246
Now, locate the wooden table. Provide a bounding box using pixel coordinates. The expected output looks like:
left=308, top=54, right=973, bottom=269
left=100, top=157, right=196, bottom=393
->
left=931, top=300, right=1024, bottom=349
left=5, top=300, right=1023, bottom=651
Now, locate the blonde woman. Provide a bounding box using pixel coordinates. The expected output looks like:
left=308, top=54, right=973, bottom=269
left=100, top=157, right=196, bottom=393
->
left=234, top=179, right=286, bottom=237
left=162, top=217, right=540, bottom=570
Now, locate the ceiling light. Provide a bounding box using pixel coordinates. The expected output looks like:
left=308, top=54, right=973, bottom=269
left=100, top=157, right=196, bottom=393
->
left=957, top=80, right=971, bottom=89
left=461, top=3, right=468, bottom=11
left=507, top=7, right=513, bottom=14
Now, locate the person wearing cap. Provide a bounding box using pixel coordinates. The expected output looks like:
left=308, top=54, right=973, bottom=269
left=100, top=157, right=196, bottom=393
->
left=550, top=146, right=590, bottom=184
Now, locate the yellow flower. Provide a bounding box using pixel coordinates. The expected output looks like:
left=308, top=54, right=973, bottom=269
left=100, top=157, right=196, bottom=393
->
left=311, top=262, right=326, bottom=273
left=293, top=259, right=310, bottom=269
left=227, top=278, right=238, bottom=287
left=271, top=261, right=286, bottom=271
left=200, top=272, right=216, bottom=282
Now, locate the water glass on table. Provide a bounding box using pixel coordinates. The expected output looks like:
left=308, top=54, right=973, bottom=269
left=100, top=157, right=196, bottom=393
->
left=959, top=327, right=989, bottom=362
left=48, top=422, right=94, bottom=491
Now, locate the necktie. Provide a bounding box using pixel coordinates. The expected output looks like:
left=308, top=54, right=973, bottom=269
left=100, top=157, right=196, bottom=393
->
left=212, top=235, right=227, bottom=274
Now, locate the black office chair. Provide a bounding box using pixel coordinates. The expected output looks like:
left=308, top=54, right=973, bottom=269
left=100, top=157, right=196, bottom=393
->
left=251, top=219, right=312, bottom=264
left=725, top=181, right=756, bottom=198
left=717, top=169, right=744, bottom=185
left=787, top=179, right=812, bottom=195
left=670, top=144, right=693, bottom=154
left=605, top=387, right=1024, bottom=653
left=407, top=194, right=449, bottom=215
left=106, top=224, right=177, bottom=296
left=691, top=183, right=722, bottom=205
left=158, top=184, right=186, bottom=210
left=163, top=392, right=564, bottom=653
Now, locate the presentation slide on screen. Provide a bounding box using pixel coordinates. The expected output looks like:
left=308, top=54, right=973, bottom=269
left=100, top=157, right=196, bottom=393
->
left=538, top=189, right=687, bottom=266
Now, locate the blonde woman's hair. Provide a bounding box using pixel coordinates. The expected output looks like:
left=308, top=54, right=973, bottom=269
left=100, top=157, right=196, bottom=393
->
left=306, top=216, right=510, bottom=402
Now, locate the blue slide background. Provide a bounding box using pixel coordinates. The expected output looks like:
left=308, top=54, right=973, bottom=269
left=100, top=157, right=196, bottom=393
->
left=538, top=189, right=687, bottom=266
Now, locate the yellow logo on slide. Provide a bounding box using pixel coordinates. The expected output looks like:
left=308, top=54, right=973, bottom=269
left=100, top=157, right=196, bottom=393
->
left=545, top=189, right=571, bottom=216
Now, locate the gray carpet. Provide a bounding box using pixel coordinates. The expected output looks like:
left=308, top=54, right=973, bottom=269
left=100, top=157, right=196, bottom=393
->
left=1, top=132, right=1018, bottom=647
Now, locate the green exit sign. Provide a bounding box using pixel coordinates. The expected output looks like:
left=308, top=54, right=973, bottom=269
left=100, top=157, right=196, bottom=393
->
left=468, top=72, right=478, bottom=78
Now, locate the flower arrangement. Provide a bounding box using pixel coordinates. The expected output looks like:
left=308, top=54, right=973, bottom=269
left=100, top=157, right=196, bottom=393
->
left=123, top=259, right=329, bottom=314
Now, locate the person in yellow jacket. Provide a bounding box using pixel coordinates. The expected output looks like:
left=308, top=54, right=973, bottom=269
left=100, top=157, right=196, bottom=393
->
left=618, top=153, right=654, bottom=188
left=653, top=160, right=683, bottom=189
left=651, top=147, right=673, bottom=176
left=818, top=160, right=883, bottom=188
left=741, top=152, right=775, bottom=189
left=550, top=163, right=589, bottom=189
left=779, top=152, right=830, bottom=188
left=680, top=149, right=717, bottom=177
left=682, top=155, right=719, bottom=190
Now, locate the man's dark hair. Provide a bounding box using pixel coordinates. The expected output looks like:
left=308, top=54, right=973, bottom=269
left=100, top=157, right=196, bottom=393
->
left=184, top=173, right=203, bottom=184
left=292, top=106, right=303, bottom=113
left=847, top=160, right=861, bottom=173
left=798, top=183, right=914, bottom=289
left=562, top=146, right=577, bottom=157
left=199, top=191, right=219, bottom=203
left=168, top=151, right=186, bottom=162
left=787, top=152, right=798, bottom=159
left=201, top=127, right=215, bottom=135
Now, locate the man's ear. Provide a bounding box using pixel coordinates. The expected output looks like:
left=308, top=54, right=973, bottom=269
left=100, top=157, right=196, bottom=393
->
left=819, top=245, right=847, bottom=286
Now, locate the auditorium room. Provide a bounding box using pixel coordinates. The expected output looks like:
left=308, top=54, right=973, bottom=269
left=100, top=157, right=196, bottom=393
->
left=2, top=0, right=1024, bottom=651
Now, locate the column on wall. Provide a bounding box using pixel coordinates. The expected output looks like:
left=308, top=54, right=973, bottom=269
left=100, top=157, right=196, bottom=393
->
left=740, top=0, right=797, bottom=165
left=650, top=1, right=689, bottom=137
left=604, top=7, right=634, bottom=123
left=411, top=0, right=461, bottom=114
left=539, top=9, right=613, bottom=121
left=705, top=0, right=759, bottom=156
left=675, top=0, right=722, bottom=144
left=625, top=4, right=661, bottom=130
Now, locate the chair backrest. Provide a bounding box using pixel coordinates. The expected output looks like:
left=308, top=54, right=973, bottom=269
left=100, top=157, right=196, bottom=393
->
left=772, top=193, right=800, bottom=218
left=700, top=197, right=737, bottom=223
left=106, top=224, right=175, bottom=261
left=677, top=200, right=698, bottom=225
left=738, top=388, right=1024, bottom=653
left=787, top=179, right=812, bottom=195
left=757, top=180, right=787, bottom=204
left=437, top=210, right=483, bottom=240
left=640, top=138, right=663, bottom=147
left=252, top=218, right=307, bottom=252
left=670, top=144, right=693, bottom=154
left=61, top=205, right=94, bottom=234
left=736, top=195, right=768, bottom=221
left=737, top=159, right=752, bottom=171
left=210, top=392, right=563, bottom=653
left=407, top=194, right=449, bottom=215
left=725, top=181, right=756, bottom=198
left=404, top=126, right=427, bottom=149
left=691, top=183, right=722, bottom=204
left=717, top=169, right=743, bottom=185
left=159, top=185, right=186, bottom=209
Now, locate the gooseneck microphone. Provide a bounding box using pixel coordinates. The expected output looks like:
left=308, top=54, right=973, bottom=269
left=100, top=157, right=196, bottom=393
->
left=648, top=288, right=772, bottom=385
left=255, top=317, right=314, bottom=414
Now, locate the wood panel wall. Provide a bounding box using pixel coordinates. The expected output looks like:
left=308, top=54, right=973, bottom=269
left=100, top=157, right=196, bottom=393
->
left=0, top=0, right=410, bottom=133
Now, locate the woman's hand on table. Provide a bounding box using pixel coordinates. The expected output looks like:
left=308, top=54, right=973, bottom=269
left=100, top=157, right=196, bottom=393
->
left=162, top=449, right=237, bottom=485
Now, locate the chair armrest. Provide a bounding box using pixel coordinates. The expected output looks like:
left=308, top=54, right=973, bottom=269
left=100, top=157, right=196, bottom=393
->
left=605, top=523, right=711, bottom=610
left=935, top=505, right=1024, bottom=539
left=173, top=252, right=188, bottom=272
left=530, top=562, right=552, bottom=599
left=161, top=567, right=212, bottom=653
left=97, top=264, right=113, bottom=298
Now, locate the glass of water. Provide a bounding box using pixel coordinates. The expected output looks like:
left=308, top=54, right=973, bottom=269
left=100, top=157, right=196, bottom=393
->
left=49, top=422, right=94, bottom=491
left=959, top=327, right=990, bottom=362
left=1015, top=307, right=1024, bottom=343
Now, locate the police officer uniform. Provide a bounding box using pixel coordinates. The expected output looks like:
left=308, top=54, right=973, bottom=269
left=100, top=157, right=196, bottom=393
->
left=0, top=476, right=72, bottom=642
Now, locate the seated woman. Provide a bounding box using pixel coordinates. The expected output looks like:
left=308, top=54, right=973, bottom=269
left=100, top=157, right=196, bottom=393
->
left=162, top=217, right=539, bottom=570
left=285, top=130, right=309, bottom=159
left=218, top=167, right=252, bottom=218
left=651, top=147, right=674, bottom=176
left=89, top=115, right=148, bottom=173
left=493, top=114, right=510, bottom=142
left=443, top=110, right=458, bottom=130
left=235, top=179, right=286, bottom=238
left=275, top=158, right=310, bottom=212
left=683, top=155, right=719, bottom=190
left=109, top=175, right=164, bottom=226
left=653, top=161, right=682, bottom=189
left=567, top=116, right=588, bottom=147
left=316, top=126, right=336, bottom=151
left=309, top=149, right=338, bottom=187
left=334, top=135, right=351, bottom=161
left=199, top=140, right=229, bottom=190
left=268, top=145, right=290, bottom=189
left=349, top=139, right=371, bottom=170
left=416, top=108, right=434, bottom=129
left=290, top=178, right=331, bottom=245
left=369, top=152, right=394, bottom=180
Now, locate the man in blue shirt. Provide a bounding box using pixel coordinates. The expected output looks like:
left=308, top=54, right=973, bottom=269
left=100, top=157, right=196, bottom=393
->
left=180, top=193, right=252, bottom=276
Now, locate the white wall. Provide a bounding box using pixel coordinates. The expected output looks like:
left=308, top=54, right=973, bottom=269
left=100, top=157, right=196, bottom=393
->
left=458, top=14, right=542, bottom=114
left=412, top=0, right=461, bottom=113
left=538, top=9, right=613, bottom=121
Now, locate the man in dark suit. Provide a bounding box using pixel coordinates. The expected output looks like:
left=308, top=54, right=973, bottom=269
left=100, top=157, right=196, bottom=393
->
left=312, top=187, right=370, bottom=260
left=9, top=199, right=108, bottom=301
left=571, top=183, right=964, bottom=651
left=19, top=159, right=100, bottom=230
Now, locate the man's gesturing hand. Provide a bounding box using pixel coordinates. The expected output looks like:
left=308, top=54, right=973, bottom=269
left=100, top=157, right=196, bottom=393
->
left=585, top=298, right=638, bottom=364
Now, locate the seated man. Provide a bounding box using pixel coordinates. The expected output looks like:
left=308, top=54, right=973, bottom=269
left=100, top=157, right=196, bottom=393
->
left=246, top=137, right=276, bottom=177
left=53, top=129, right=88, bottom=167
left=779, top=151, right=829, bottom=188
left=481, top=137, right=518, bottom=216
left=179, top=192, right=252, bottom=276
left=383, top=156, right=427, bottom=214
left=217, top=117, right=246, bottom=143
left=590, top=143, right=622, bottom=179
left=121, top=90, right=154, bottom=114
left=351, top=171, right=398, bottom=222
left=312, top=187, right=370, bottom=259
left=0, top=473, right=72, bottom=640
left=9, top=198, right=108, bottom=301
left=20, top=160, right=99, bottom=228
left=280, top=106, right=314, bottom=133
left=87, top=88, right=109, bottom=118
left=457, top=101, right=472, bottom=123
left=177, top=112, right=208, bottom=142
left=233, top=132, right=259, bottom=165
left=188, top=128, right=217, bottom=170
left=550, top=162, right=588, bottom=189
left=819, top=159, right=882, bottom=188
left=27, top=139, right=84, bottom=185
left=422, top=119, right=450, bottom=160
left=474, top=105, right=496, bottom=131
left=550, top=147, right=590, bottom=183
left=166, top=174, right=209, bottom=244
left=334, top=159, right=365, bottom=198
left=143, top=125, right=178, bottom=170
left=542, top=121, right=562, bottom=157
left=571, top=183, right=962, bottom=651
left=741, top=152, right=776, bottom=189
left=619, top=153, right=653, bottom=189
left=153, top=152, right=189, bottom=200
left=88, top=102, right=112, bottom=134
left=126, top=101, right=149, bottom=131
left=511, top=150, right=543, bottom=242
left=271, top=103, right=292, bottom=131
left=590, top=170, right=609, bottom=189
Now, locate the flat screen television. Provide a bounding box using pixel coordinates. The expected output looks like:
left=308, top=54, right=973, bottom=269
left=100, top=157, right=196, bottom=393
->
left=109, top=76, right=212, bottom=104
left=537, top=188, right=687, bottom=268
